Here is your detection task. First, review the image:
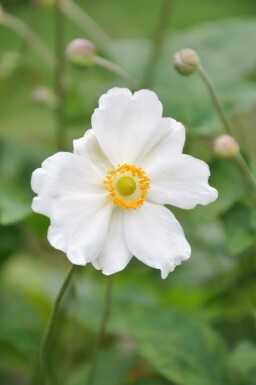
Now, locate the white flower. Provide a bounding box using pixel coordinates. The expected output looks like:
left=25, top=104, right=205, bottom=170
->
left=31, top=88, right=218, bottom=279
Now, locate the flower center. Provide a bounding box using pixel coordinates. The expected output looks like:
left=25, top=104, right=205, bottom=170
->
left=103, top=164, right=150, bottom=209
left=116, top=176, right=136, bottom=196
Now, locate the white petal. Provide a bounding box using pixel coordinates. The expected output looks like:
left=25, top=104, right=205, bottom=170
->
left=31, top=152, right=105, bottom=211
left=92, top=88, right=163, bottom=166
left=32, top=196, right=53, bottom=216
left=138, top=118, right=185, bottom=167
left=124, top=202, right=191, bottom=279
left=47, top=193, right=113, bottom=265
left=146, top=154, right=218, bottom=209
left=92, top=208, right=133, bottom=275
left=73, top=129, right=112, bottom=173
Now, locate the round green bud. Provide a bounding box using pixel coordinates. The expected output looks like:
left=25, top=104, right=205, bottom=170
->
left=214, top=135, right=240, bottom=159
left=117, top=176, right=136, bottom=196
left=174, top=48, right=200, bottom=76
left=66, top=39, right=96, bottom=67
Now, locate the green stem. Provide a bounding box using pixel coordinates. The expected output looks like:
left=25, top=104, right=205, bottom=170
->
left=95, top=55, right=137, bottom=90
left=40, top=265, right=76, bottom=384
left=55, top=0, right=66, bottom=150
left=60, top=0, right=110, bottom=48
left=0, top=11, right=55, bottom=71
left=142, top=0, right=173, bottom=88
left=17, top=0, right=36, bottom=55
left=86, top=276, right=114, bottom=385
left=235, top=154, right=256, bottom=202
left=197, top=64, right=256, bottom=198
left=197, top=65, right=233, bottom=136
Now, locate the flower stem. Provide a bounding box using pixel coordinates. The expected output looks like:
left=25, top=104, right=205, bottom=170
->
left=94, top=56, right=137, bottom=90
left=235, top=154, right=256, bottom=202
left=0, top=11, right=55, bottom=71
left=40, top=265, right=76, bottom=384
left=197, top=65, right=233, bottom=136
left=86, top=276, right=114, bottom=385
left=142, top=0, right=173, bottom=88
left=60, top=0, right=110, bottom=48
left=54, top=0, right=66, bottom=150
left=197, top=64, right=256, bottom=198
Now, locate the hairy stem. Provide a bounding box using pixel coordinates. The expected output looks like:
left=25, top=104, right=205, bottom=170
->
left=95, top=56, right=137, bottom=90
left=0, top=11, right=55, bottom=71
left=197, top=65, right=233, bottom=135
left=197, top=65, right=256, bottom=197
left=235, top=154, right=256, bottom=202
left=40, top=265, right=76, bottom=384
left=55, top=0, right=66, bottom=150
left=60, top=0, right=110, bottom=48
left=142, top=0, right=173, bottom=88
left=86, top=276, right=114, bottom=385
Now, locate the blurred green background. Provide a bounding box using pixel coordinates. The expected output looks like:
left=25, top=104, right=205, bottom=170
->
left=0, top=1, right=256, bottom=384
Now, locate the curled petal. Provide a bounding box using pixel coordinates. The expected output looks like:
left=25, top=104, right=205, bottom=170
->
left=48, top=193, right=113, bottom=265
left=138, top=118, right=185, bottom=167
left=146, top=154, right=218, bottom=209
left=124, top=202, right=191, bottom=279
left=92, top=88, right=163, bottom=166
left=31, top=152, right=105, bottom=217
left=92, top=208, right=133, bottom=275
left=73, top=129, right=112, bottom=173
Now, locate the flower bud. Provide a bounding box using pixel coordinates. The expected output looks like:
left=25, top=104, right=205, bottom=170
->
left=174, top=48, right=200, bottom=76
left=214, top=135, right=240, bottom=159
left=32, top=86, right=59, bottom=109
left=66, top=39, right=96, bottom=67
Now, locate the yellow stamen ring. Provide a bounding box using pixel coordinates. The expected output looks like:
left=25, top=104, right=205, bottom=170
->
left=103, top=164, right=150, bottom=209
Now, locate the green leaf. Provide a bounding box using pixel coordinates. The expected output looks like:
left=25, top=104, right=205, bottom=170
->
left=231, top=341, right=256, bottom=385
left=0, top=225, right=22, bottom=264
left=109, top=19, right=256, bottom=134
left=185, top=160, right=245, bottom=223
left=125, top=306, right=232, bottom=385
left=223, top=204, right=256, bottom=254
left=164, top=19, right=256, bottom=82
left=0, top=181, right=31, bottom=225
left=67, top=347, right=137, bottom=385
left=0, top=285, right=43, bottom=375
left=0, top=138, right=52, bottom=225
left=171, top=221, right=233, bottom=287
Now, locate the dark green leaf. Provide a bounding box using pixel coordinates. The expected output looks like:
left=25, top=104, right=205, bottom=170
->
left=125, top=306, right=232, bottom=385
left=223, top=204, right=256, bottom=254
left=0, top=181, right=31, bottom=225
left=231, top=341, right=256, bottom=385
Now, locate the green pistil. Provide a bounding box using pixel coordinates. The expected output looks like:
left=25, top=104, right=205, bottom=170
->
left=117, top=176, right=136, bottom=196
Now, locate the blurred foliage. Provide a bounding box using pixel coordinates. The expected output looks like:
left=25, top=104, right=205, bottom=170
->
left=0, top=0, right=256, bottom=384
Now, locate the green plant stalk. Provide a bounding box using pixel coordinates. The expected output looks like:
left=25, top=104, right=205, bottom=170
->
left=95, top=55, right=137, bottom=90
left=0, top=11, right=55, bottom=71
left=142, top=0, right=173, bottom=88
left=55, top=0, right=66, bottom=150
left=40, top=265, right=76, bottom=384
left=86, top=276, right=114, bottom=385
left=60, top=0, right=110, bottom=48
left=235, top=153, right=256, bottom=202
left=197, top=65, right=256, bottom=198
left=197, top=65, right=233, bottom=136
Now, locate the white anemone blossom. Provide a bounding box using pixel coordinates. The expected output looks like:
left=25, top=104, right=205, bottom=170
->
left=31, top=88, right=218, bottom=278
